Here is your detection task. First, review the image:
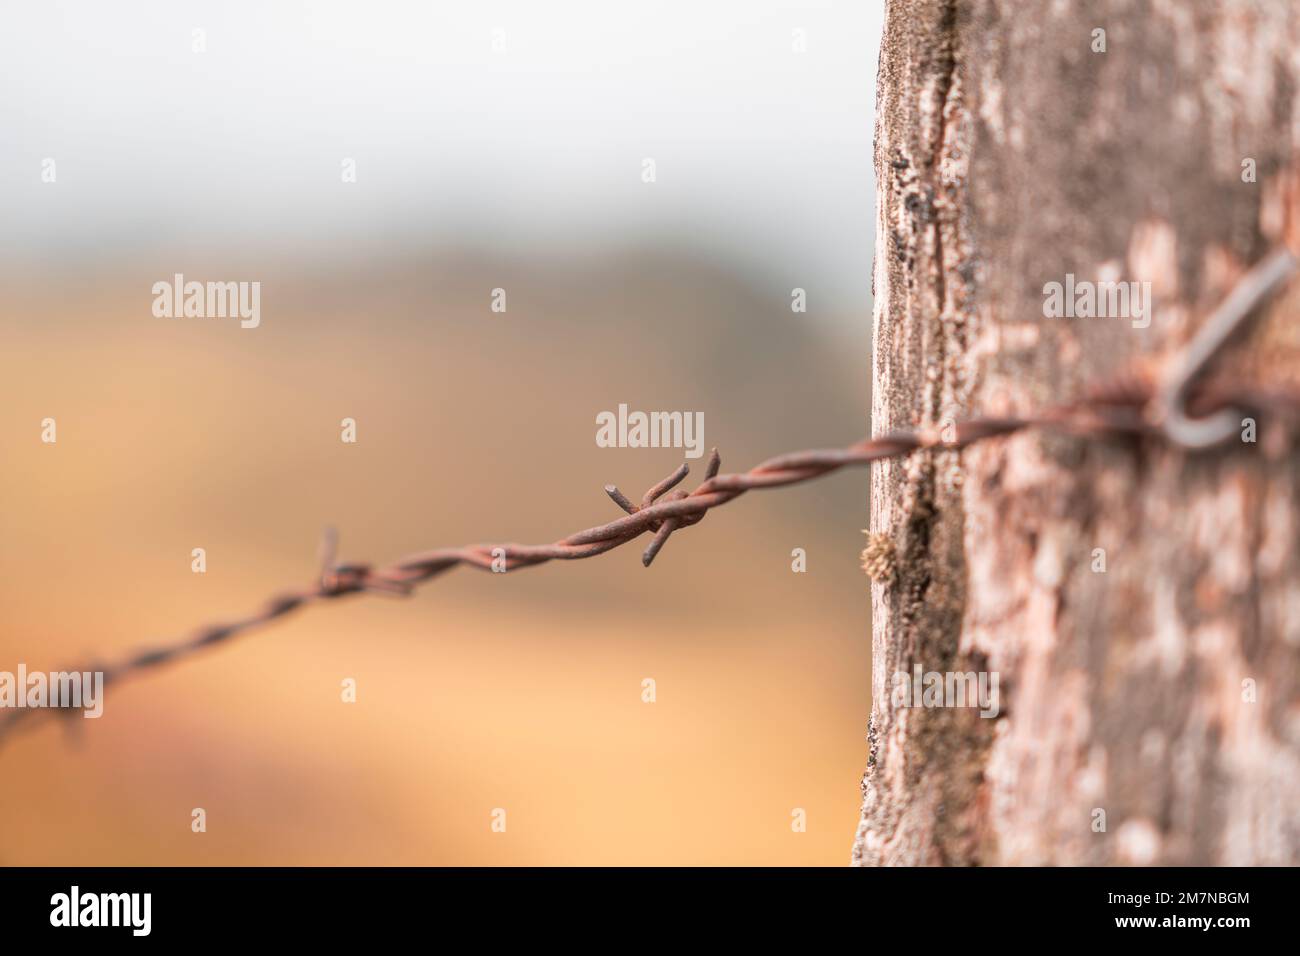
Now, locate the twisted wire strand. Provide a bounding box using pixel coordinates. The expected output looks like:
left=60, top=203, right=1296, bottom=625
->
left=1, top=376, right=1297, bottom=747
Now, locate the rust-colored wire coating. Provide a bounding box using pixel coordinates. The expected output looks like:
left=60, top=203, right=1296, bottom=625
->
left=2, top=371, right=1297, bottom=747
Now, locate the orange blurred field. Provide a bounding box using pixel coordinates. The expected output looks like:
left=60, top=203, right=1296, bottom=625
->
left=0, top=250, right=872, bottom=865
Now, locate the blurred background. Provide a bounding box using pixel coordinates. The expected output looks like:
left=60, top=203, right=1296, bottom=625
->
left=0, top=0, right=882, bottom=865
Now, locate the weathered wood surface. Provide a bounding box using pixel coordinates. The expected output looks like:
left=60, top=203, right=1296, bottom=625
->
left=855, top=0, right=1300, bottom=865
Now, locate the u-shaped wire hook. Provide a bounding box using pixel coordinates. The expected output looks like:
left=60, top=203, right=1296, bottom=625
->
left=1158, top=246, right=1297, bottom=449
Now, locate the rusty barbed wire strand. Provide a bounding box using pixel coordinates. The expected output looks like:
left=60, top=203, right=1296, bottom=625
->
left=3, top=249, right=1299, bottom=748
left=2, top=377, right=1297, bottom=748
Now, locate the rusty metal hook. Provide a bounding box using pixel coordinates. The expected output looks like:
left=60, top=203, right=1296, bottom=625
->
left=1157, top=246, right=1297, bottom=449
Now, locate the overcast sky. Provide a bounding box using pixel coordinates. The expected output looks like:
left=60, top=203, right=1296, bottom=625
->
left=2, top=1, right=883, bottom=309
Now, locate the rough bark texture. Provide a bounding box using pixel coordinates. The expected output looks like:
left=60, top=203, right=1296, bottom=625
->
left=854, top=0, right=1300, bottom=866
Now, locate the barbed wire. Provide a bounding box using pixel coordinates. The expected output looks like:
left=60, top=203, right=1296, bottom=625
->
left=2, top=249, right=1298, bottom=748
left=2, top=376, right=1295, bottom=748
